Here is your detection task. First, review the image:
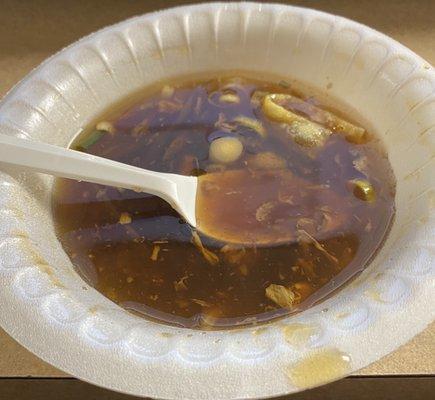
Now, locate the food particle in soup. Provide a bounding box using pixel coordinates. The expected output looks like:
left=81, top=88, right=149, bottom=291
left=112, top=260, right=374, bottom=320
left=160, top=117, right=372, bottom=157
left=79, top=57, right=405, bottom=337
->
left=209, top=136, right=243, bottom=164
left=52, top=74, right=395, bottom=329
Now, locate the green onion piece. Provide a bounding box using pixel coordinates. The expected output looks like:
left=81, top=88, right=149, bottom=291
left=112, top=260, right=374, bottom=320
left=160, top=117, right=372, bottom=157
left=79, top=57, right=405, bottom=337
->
left=75, top=130, right=105, bottom=151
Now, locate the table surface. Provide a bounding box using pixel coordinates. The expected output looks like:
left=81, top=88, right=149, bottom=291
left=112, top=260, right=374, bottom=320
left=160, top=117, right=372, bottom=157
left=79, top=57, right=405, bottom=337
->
left=0, top=0, right=433, bottom=379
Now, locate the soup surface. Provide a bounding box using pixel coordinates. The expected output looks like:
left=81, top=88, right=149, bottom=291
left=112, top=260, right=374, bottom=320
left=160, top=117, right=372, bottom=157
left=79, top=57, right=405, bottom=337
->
left=53, top=74, right=395, bottom=329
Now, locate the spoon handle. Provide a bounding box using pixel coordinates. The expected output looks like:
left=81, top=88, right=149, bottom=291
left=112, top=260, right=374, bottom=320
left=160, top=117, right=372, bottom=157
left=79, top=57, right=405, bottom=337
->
left=0, top=133, right=197, bottom=225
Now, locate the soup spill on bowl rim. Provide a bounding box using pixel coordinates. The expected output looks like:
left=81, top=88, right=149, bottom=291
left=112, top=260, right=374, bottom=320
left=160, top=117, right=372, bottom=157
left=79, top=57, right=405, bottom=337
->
left=52, top=73, right=395, bottom=329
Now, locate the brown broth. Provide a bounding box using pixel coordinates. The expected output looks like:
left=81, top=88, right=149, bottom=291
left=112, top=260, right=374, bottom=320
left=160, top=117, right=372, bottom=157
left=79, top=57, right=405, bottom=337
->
left=52, top=74, right=395, bottom=329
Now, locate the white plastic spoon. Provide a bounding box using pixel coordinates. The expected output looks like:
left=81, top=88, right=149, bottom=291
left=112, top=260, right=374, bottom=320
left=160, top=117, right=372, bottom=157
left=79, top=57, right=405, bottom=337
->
left=0, top=134, right=198, bottom=227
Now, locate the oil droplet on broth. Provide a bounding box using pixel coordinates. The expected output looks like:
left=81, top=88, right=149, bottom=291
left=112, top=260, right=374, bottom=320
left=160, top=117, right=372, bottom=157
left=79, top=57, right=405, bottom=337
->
left=286, top=348, right=351, bottom=389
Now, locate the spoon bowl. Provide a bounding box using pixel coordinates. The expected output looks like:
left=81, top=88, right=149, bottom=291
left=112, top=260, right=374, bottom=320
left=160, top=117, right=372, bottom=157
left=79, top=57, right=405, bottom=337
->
left=197, top=169, right=351, bottom=246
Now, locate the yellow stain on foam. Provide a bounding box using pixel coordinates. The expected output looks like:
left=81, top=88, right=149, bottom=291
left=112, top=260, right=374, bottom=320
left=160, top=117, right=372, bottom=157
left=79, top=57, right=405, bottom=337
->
left=286, top=348, right=351, bottom=389
left=89, top=305, right=100, bottom=315
left=364, top=289, right=384, bottom=303
left=8, top=207, right=24, bottom=219
left=252, top=327, right=268, bottom=336
left=335, top=312, right=351, bottom=320
left=19, top=237, right=65, bottom=289
left=282, top=323, right=318, bottom=347
left=10, top=230, right=28, bottom=239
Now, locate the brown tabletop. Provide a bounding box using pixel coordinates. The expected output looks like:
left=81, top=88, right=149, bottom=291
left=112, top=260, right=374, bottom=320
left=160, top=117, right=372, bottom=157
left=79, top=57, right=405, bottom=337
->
left=0, top=0, right=433, bottom=398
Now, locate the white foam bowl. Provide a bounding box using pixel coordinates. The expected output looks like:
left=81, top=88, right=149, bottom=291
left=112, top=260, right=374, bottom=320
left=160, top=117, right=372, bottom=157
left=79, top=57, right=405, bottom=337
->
left=0, top=3, right=433, bottom=399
